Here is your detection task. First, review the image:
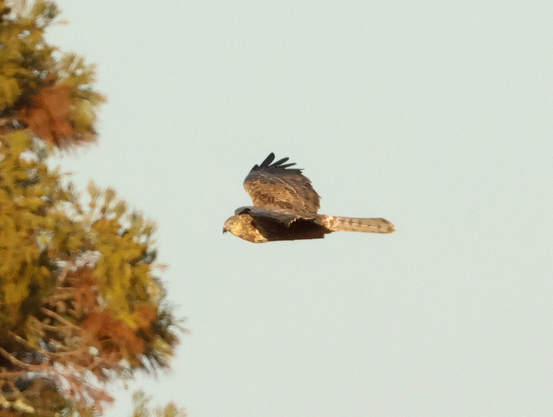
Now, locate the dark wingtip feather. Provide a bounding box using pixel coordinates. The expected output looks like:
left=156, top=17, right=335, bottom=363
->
left=260, top=153, right=275, bottom=167
left=273, top=157, right=290, bottom=166
left=252, top=153, right=302, bottom=172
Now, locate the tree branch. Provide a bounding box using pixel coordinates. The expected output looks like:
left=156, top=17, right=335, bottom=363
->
left=40, top=308, right=82, bottom=332
left=0, top=117, right=14, bottom=127
left=56, top=263, right=73, bottom=286
left=0, top=370, right=28, bottom=379
left=0, top=347, right=31, bottom=369
left=8, top=332, right=50, bottom=360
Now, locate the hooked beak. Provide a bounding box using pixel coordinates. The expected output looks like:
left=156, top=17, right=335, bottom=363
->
left=222, top=227, right=227, bottom=234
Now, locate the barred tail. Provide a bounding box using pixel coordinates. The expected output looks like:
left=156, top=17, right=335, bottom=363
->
left=320, top=215, right=396, bottom=234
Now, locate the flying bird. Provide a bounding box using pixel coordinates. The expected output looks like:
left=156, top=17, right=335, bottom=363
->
left=223, top=153, right=395, bottom=243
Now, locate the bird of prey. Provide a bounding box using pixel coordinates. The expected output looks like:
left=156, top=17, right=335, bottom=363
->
left=223, top=153, right=396, bottom=243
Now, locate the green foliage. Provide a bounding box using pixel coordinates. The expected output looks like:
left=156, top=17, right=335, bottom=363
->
left=0, top=1, right=182, bottom=416
left=132, top=391, right=188, bottom=417
left=1, top=0, right=105, bottom=148
left=0, top=0, right=58, bottom=113
left=0, top=131, right=65, bottom=326
left=0, top=129, right=181, bottom=416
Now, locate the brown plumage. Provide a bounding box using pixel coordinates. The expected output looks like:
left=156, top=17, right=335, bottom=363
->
left=223, top=153, right=395, bottom=243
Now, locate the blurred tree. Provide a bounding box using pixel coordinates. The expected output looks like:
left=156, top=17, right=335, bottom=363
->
left=0, top=1, right=181, bottom=415
left=132, top=391, right=187, bottom=417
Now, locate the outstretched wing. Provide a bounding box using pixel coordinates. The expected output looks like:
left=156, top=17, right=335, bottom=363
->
left=235, top=206, right=316, bottom=226
left=244, top=153, right=321, bottom=214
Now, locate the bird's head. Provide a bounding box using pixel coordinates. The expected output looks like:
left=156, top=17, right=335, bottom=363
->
left=223, top=215, right=242, bottom=236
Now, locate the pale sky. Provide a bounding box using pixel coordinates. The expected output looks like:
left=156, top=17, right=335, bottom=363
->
left=46, top=1, right=553, bottom=416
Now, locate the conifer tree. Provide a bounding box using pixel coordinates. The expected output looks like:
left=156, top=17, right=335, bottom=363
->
left=132, top=391, right=187, bottom=417
left=0, top=1, right=180, bottom=415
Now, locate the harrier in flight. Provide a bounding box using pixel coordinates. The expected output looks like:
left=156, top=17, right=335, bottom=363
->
left=223, top=153, right=395, bottom=243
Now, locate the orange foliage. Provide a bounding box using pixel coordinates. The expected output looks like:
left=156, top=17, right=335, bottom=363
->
left=21, top=84, right=75, bottom=147
left=68, top=269, right=160, bottom=363
left=68, top=268, right=99, bottom=316
left=81, top=311, right=146, bottom=361
left=135, top=305, right=158, bottom=331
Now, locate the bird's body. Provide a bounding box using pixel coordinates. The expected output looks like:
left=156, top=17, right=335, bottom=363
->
left=223, top=153, right=395, bottom=243
left=224, top=212, right=329, bottom=243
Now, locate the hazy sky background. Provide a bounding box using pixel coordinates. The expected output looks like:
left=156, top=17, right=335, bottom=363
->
left=46, top=1, right=553, bottom=416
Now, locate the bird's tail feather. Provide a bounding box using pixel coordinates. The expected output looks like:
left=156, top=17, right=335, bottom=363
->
left=320, top=215, right=396, bottom=234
